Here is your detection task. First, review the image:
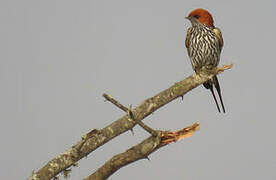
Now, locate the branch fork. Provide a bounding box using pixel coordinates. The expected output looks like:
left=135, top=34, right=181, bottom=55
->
left=103, top=93, right=158, bottom=137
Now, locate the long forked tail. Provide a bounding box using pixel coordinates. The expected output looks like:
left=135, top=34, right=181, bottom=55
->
left=203, top=75, right=226, bottom=113
left=213, top=76, right=225, bottom=113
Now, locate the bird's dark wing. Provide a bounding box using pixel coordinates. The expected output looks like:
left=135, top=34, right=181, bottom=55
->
left=185, top=27, right=192, bottom=50
left=213, top=27, right=224, bottom=52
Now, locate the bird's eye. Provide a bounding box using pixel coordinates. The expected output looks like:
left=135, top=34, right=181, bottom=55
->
left=193, top=14, right=200, bottom=19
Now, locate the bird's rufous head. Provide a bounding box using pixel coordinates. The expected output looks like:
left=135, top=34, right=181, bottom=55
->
left=186, top=8, right=214, bottom=27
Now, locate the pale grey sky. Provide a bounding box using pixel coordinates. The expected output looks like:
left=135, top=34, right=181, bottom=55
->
left=1, top=0, right=276, bottom=179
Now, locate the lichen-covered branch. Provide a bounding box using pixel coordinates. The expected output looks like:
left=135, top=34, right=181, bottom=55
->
left=85, top=123, right=200, bottom=180
left=27, top=64, right=232, bottom=180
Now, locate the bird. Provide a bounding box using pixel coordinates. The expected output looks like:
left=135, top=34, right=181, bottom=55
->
left=185, top=8, right=226, bottom=113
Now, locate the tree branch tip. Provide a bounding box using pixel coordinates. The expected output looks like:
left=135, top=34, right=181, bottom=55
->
left=217, top=64, right=233, bottom=73
left=103, top=93, right=111, bottom=98
left=103, top=93, right=110, bottom=101
left=160, top=122, right=200, bottom=145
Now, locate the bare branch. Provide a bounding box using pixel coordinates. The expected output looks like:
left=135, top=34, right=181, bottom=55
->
left=103, top=93, right=158, bottom=136
left=103, top=94, right=129, bottom=113
left=27, top=64, right=232, bottom=180
left=85, top=123, right=200, bottom=180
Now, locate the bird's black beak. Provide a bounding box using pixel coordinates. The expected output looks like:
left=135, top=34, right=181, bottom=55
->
left=185, top=16, right=192, bottom=20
